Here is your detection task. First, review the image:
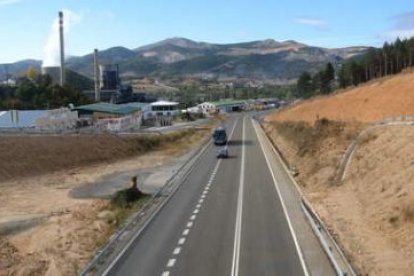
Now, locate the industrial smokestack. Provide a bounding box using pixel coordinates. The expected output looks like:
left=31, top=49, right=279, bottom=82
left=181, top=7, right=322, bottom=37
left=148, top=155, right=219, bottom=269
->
left=59, top=11, right=65, bottom=86
left=94, top=49, right=101, bottom=102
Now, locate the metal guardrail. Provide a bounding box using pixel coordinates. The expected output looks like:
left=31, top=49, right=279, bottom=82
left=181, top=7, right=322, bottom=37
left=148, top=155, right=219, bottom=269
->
left=334, top=115, right=414, bottom=184
left=255, top=117, right=356, bottom=276
left=301, top=199, right=356, bottom=276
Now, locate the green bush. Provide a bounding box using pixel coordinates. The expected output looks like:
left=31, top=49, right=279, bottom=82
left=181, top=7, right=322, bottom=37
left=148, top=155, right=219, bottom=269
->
left=111, top=188, right=142, bottom=209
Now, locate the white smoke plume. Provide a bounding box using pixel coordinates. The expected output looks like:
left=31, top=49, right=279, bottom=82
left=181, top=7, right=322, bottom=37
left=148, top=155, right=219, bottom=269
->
left=42, top=9, right=81, bottom=67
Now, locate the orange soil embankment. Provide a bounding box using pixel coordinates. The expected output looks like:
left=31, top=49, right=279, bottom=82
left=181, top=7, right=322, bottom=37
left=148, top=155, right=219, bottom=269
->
left=270, top=70, right=414, bottom=123
left=265, top=71, right=414, bottom=275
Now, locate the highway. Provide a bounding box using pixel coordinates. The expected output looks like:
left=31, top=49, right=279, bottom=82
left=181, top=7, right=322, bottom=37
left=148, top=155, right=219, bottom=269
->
left=105, top=113, right=334, bottom=276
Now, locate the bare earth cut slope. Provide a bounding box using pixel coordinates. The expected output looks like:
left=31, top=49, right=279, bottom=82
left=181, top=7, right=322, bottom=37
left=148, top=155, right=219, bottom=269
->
left=265, top=70, right=414, bottom=275
left=272, top=69, right=414, bottom=123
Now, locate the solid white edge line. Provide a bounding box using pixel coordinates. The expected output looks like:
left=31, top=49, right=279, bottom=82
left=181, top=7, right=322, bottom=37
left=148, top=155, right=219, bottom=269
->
left=100, top=135, right=214, bottom=276
left=230, top=116, right=246, bottom=276
left=252, top=119, right=309, bottom=276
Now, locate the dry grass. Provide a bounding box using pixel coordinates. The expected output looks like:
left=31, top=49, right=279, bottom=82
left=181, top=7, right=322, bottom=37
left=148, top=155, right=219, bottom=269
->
left=265, top=70, right=414, bottom=276
left=268, top=70, right=414, bottom=123
left=0, top=129, right=200, bottom=182
left=271, top=118, right=349, bottom=158
left=0, top=127, right=210, bottom=276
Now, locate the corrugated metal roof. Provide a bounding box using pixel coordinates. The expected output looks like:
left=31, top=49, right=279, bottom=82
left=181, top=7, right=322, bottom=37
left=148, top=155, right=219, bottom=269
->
left=0, top=110, right=48, bottom=128
left=75, top=103, right=141, bottom=115
left=121, top=102, right=149, bottom=109
left=150, top=100, right=179, bottom=106
left=209, top=100, right=247, bottom=107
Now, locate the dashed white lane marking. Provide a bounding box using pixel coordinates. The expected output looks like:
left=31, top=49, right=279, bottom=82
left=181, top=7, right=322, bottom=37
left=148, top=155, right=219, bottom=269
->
left=167, top=258, right=176, bottom=267
left=173, top=247, right=181, bottom=255
left=162, top=118, right=240, bottom=276
left=178, top=237, right=186, bottom=245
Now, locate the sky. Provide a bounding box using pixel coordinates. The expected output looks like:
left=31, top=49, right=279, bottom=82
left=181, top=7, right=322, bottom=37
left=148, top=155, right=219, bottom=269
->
left=1, top=0, right=414, bottom=63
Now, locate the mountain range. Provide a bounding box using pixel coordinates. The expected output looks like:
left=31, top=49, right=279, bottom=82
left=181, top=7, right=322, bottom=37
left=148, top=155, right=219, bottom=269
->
left=0, top=38, right=369, bottom=85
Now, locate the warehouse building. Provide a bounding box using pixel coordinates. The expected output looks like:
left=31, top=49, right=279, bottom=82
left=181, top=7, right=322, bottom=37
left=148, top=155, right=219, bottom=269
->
left=198, top=100, right=247, bottom=114
left=74, top=102, right=143, bottom=131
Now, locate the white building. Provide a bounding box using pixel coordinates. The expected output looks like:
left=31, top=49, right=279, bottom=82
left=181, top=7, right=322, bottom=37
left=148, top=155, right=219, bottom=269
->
left=197, top=102, right=216, bottom=115
left=143, top=100, right=180, bottom=120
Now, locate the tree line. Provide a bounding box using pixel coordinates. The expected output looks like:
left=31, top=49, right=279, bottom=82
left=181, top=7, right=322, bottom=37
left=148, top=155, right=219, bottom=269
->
left=296, top=62, right=335, bottom=99
left=296, top=36, right=414, bottom=99
left=0, top=68, right=91, bottom=110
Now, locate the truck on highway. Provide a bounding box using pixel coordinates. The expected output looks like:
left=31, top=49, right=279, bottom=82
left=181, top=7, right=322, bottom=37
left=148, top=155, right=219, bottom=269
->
left=212, top=127, right=227, bottom=145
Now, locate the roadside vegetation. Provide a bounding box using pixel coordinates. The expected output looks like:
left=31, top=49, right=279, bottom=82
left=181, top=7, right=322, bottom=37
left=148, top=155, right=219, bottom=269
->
left=0, top=128, right=201, bottom=182
left=296, top=36, right=414, bottom=99
left=0, top=68, right=92, bottom=110
left=272, top=118, right=352, bottom=157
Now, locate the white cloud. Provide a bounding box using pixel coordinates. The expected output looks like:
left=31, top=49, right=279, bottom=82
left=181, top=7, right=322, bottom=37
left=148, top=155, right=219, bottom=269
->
left=0, top=0, right=21, bottom=6
left=381, top=29, right=414, bottom=41
left=381, top=11, right=414, bottom=42
left=294, top=16, right=328, bottom=30
left=392, top=11, right=414, bottom=29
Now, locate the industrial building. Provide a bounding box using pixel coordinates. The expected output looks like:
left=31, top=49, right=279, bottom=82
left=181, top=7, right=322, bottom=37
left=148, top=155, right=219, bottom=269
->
left=0, top=108, right=78, bottom=131
left=74, top=102, right=141, bottom=119
left=143, top=101, right=180, bottom=120
left=198, top=100, right=247, bottom=114
left=74, top=102, right=143, bottom=131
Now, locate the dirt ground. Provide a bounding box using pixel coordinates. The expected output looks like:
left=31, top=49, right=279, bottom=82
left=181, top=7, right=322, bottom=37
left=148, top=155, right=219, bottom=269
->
left=265, top=71, right=414, bottom=275
left=270, top=70, right=414, bottom=123
left=0, top=130, right=202, bottom=182
left=0, top=129, right=208, bottom=276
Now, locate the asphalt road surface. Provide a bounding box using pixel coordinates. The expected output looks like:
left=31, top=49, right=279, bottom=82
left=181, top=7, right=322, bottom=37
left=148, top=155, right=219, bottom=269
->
left=105, top=114, right=332, bottom=276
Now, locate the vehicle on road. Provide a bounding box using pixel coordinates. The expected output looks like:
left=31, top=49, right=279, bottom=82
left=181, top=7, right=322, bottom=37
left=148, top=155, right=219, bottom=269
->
left=216, top=146, right=228, bottom=158
left=212, top=127, right=227, bottom=145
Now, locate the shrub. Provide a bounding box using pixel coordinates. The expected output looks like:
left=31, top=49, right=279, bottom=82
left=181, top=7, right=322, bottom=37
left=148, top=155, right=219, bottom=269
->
left=111, top=188, right=142, bottom=209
